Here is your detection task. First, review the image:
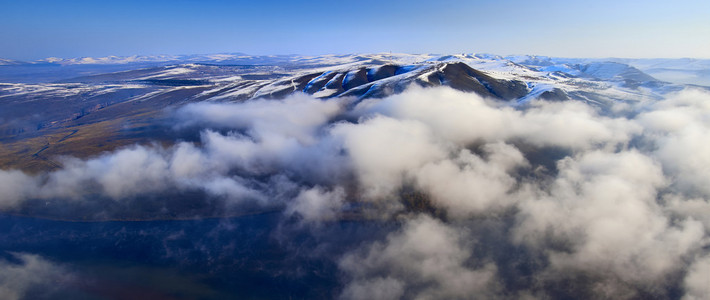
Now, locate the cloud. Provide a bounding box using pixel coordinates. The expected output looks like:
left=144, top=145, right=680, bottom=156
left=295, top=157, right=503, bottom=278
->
left=42, top=145, right=171, bottom=200
left=0, top=253, right=72, bottom=300
left=1, top=87, right=710, bottom=298
left=353, top=86, right=640, bottom=150
left=331, top=115, right=446, bottom=200
left=684, top=255, right=710, bottom=300
left=515, top=150, right=704, bottom=295
left=0, top=94, right=345, bottom=204
left=339, top=215, right=498, bottom=300
left=285, top=185, right=346, bottom=223
left=0, top=170, right=37, bottom=209
left=637, top=89, right=710, bottom=198
left=175, top=93, right=347, bottom=144
left=413, top=143, right=526, bottom=217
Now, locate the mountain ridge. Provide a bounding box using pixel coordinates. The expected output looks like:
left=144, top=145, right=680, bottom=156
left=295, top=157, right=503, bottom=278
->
left=0, top=53, right=707, bottom=172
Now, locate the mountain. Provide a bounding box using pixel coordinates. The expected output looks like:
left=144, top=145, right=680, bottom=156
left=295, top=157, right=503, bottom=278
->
left=0, top=58, right=28, bottom=66
left=506, top=55, right=710, bottom=86
left=0, top=53, right=705, bottom=172
left=32, top=53, right=301, bottom=65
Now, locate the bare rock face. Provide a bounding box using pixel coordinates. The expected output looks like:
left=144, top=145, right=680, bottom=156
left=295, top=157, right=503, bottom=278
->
left=538, top=88, right=570, bottom=101
left=418, top=62, right=529, bottom=100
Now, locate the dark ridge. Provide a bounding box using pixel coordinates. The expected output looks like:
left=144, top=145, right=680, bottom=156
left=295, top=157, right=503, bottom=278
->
left=421, top=69, right=443, bottom=86
left=366, top=64, right=399, bottom=82
left=303, top=71, right=338, bottom=94
left=317, top=63, right=530, bottom=101
left=338, top=84, right=371, bottom=98
left=302, top=65, right=406, bottom=98
left=538, top=88, right=570, bottom=101
left=417, top=63, right=494, bottom=97
left=341, top=80, right=408, bottom=100
left=342, top=68, right=369, bottom=91
left=291, top=72, right=324, bottom=90
left=550, top=71, right=576, bottom=79
left=438, top=62, right=529, bottom=100
left=323, top=73, right=346, bottom=94
left=435, top=55, right=455, bottom=61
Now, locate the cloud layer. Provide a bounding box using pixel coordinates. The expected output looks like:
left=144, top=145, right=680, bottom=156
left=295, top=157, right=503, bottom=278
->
left=1, top=86, right=710, bottom=298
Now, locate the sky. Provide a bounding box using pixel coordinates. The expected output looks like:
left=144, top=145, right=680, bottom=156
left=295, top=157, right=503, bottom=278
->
left=1, top=0, right=709, bottom=60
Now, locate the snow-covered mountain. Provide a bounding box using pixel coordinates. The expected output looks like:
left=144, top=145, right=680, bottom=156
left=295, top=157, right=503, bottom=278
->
left=0, top=58, right=28, bottom=66
left=506, top=55, right=710, bottom=86
left=33, top=53, right=303, bottom=65
left=5, top=52, right=710, bottom=85
left=0, top=52, right=707, bottom=172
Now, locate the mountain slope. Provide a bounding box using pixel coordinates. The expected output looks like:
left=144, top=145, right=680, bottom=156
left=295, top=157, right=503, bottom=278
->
left=0, top=53, right=703, bottom=172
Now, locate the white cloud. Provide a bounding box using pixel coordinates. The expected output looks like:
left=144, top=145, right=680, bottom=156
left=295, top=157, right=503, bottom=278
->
left=340, top=215, right=497, bottom=300
left=2, top=87, right=710, bottom=298
left=0, top=170, right=37, bottom=208
left=354, top=86, right=640, bottom=150
left=331, top=115, right=446, bottom=200
left=637, top=89, right=710, bottom=198
left=177, top=93, right=346, bottom=144
left=414, top=143, right=526, bottom=217
left=286, top=186, right=345, bottom=223
left=515, top=150, right=704, bottom=291
left=684, top=255, right=710, bottom=300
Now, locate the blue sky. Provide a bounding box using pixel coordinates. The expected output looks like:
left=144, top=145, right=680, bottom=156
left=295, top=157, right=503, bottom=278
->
left=1, top=0, right=708, bottom=60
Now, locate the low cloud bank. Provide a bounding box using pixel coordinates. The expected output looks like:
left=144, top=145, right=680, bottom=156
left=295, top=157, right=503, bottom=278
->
left=1, top=86, right=710, bottom=298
